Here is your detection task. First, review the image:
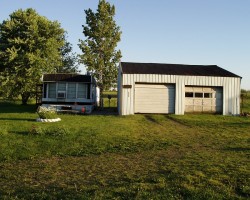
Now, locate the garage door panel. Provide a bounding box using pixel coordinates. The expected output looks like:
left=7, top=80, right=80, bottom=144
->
left=194, top=99, right=203, bottom=105
left=203, top=99, right=212, bottom=106
left=194, top=87, right=203, bottom=92
left=203, top=106, right=212, bottom=112
left=185, top=105, right=194, bottom=112
left=185, top=99, right=193, bottom=105
left=203, top=87, right=212, bottom=92
left=135, top=84, right=175, bottom=114
left=194, top=105, right=203, bottom=112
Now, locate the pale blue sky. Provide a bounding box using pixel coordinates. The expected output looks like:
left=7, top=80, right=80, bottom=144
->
left=1, top=0, right=249, bottom=89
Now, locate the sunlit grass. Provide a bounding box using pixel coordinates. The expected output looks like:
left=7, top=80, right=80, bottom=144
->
left=0, top=93, right=249, bottom=199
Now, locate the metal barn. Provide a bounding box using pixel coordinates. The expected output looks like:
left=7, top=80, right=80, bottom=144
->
left=117, top=62, right=241, bottom=115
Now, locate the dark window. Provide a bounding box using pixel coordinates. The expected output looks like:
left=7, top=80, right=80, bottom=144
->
left=67, top=83, right=76, bottom=99
left=185, top=92, right=193, bottom=97
left=195, top=93, right=203, bottom=98
left=43, top=84, right=47, bottom=98
left=77, top=83, right=87, bottom=98
left=48, top=83, right=56, bottom=98
left=204, top=93, right=212, bottom=98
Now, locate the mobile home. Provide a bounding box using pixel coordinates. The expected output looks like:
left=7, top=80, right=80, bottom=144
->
left=41, top=73, right=99, bottom=114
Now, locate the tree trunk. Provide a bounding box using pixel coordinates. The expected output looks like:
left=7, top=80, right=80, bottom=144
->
left=21, top=92, right=30, bottom=105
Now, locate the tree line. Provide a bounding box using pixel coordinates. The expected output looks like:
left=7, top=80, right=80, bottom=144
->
left=0, top=0, right=121, bottom=104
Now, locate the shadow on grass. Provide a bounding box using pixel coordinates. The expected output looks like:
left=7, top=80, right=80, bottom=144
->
left=0, top=186, right=91, bottom=200
left=0, top=102, right=37, bottom=114
left=164, top=115, right=191, bottom=127
left=92, top=107, right=118, bottom=116
left=12, top=131, right=29, bottom=136
left=144, top=115, right=163, bottom=126
left=223, top=147, right=250, bottom=152
left=0, top=118, right=35, bottom=122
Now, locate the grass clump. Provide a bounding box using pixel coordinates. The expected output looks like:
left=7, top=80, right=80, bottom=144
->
left=29, top=125, right=70, bottom=137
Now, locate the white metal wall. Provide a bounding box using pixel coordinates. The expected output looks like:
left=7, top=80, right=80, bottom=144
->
left=118, top=73, right=241, bottom=116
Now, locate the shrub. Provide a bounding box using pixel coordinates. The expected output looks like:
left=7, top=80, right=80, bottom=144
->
left=37, top=106, right=57, bottom=119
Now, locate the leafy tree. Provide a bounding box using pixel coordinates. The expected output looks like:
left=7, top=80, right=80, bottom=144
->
left=56, top=35, right=80, bottom=73
left=78, top=0, right=122, bottom=105
left=0, top=8, right=65, bottom=104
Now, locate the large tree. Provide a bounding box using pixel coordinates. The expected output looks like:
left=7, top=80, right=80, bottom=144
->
left=78, top=0, right=122, bottom=104
left=0, top=8, right=66, bottom=104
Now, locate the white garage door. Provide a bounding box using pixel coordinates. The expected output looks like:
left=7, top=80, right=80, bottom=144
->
left=185, top=86, right=223, bottom=113
left=135, top=84, right=175, bottom=114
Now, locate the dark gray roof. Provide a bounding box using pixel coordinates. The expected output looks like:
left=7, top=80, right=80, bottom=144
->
left=121, top=62, right=241, bottom=78
left=43, top=74, right=92, bottom=82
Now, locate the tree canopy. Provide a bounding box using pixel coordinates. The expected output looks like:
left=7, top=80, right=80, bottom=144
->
left=78, top=0, right=122, bottom=98
left=0, top=8, right=67, bottom=104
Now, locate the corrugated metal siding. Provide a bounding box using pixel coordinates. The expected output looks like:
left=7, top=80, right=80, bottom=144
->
left=117, top=65, right=122, bottom=115
left=119, top=74, right=241, bottom=115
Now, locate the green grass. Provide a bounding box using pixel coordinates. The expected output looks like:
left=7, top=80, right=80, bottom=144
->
left=241, top=91, right=250, bottom=113
left=103, top=90, right=117, bottom=109
left=0, top=96, right=249, bottom=199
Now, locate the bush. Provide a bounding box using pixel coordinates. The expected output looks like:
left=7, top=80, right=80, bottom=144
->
left=37, top=106, right=57, bottom=119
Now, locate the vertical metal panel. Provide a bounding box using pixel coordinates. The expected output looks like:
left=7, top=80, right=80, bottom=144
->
left=223, top=77, right=229, bottom=115
left=180, top=78, right=185, bottom=114
left=159, top=74, right=162, bottom=83
left=163, top=75, right=167, bottom=82
left=130, top=75, right=134, bottom=114
left=232, top=78, right=236, bottom=114
left=206, top=77, right=209, bottom=86
left=122, top=87, right=126, bottom=115
left=236, top=78, right=241, bottom=114
left=228, top=77, right=232, bottom=114
left=117, top=66, right=122, bottom=115
left=175, top=77, right=184, bottom=115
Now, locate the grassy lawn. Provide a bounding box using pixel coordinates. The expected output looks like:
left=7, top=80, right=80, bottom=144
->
left=241, top=91, right=250, bottom=113
left=0, top=95, right=249, bottom=199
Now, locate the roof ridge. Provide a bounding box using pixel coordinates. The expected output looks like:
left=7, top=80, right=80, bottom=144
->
left=120, top=62, right=241, bottom=78
left=121, top=61, right=218, bottom=67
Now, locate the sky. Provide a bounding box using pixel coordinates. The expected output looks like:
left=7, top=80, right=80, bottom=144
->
left=1, top=0, right=250, bottom=89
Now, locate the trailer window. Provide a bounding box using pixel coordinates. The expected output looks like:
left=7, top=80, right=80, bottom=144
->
left=58, top=83, right=66, bottom=91
left=67, top=83, right=76, bottom=99
left=48, top=83, right=56, bottom=98
left=77, top=83, right=87, bottom=98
